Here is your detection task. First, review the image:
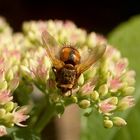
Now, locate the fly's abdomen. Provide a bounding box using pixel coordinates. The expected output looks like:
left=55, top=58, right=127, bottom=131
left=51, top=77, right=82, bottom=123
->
left=60, top=68, right=76, bottom=84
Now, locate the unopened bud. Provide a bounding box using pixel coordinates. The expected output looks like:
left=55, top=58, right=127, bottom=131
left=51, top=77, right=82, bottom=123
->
left=85, top=68, right=96, bottom=80
left=128, top=78, right=135, bottom=85
left=4, top=113, right=14, bottom=125
left=100, top=60, right=109, bottom=74
left=109, top=97, right=118, bottom=105
left=71, top=96, right=78, bottom=103
left=28, top=32, right=36, bottom=41
left=9, top=78, right=19, bottom=91
left=78, top=74, right=84, bottom=86
left=117, top=102, right=130, bottom=111
left=99, top=84, right=108, bottom=97
left=90, top=91, right=99, bottom=101
left=6, top=70, right=14, bottom=81
left=87, top=32, right=97, bottom=47
left=0, top=81, right=7, bottom=91
left=113, top=51, right=121, bottom=60
left=104, top=120, right=113, bottom=128
left=4, top=101, right=14, bottom=112
left=79, top=100, right=90, bottom=109
left=113, top=117, right=127, bottom=127
left=0, top=109, right=6, bottom=118
left=20, top=65, right=31, bottom=75
left=123, top=86, right=135, bottom=95
left=59, top=29, right=67, bottom=42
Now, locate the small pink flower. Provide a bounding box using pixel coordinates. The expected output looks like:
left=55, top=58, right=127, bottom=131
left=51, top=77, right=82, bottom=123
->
left=10, top=77, right=19, bottom=91
left=99, top=97, right=117, bottom=113
left=0, top=90, right=13, bottom=105
left=115, top=59, right=128, bottom=76
left=13, top=106, right=30, bottom=127
left=0, top=125, right=7, bottom=137
left=124, top=70, right=136, bottom=85
left=80, top=82, right=95, bottom=96
left=105, top=46, right=117, bottom=58
left=119, top=96, right=135, bottom=109
left=36, top=65, right=47, bottom=78
left=30, top=56, right=50, bottom=81
left=108, top=77, right=122, bottom=92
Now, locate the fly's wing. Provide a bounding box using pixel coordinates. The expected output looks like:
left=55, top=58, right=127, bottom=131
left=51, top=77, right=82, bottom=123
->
left=76, top=43, right=106, bottom=76
left=42, top=30, right=64, bottom=70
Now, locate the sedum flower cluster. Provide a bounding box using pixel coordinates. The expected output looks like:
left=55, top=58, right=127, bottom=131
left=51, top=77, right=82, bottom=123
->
left=21, top=20, right=135, bottom=128
left=0, top=18, right=136, bottom=136
left=0, top=18, right=29, bottom=137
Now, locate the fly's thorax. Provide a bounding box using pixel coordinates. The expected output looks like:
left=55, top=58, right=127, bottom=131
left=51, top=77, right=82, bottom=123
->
left=60, top=46, right=81, bottom=65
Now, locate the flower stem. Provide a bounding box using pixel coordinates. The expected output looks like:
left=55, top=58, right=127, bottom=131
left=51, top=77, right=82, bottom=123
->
left=34, top=99, right=55, bottom=134
left=33, top=83, right=56, bottom=134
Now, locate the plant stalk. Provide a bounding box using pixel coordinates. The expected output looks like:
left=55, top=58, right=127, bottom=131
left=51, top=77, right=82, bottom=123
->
left=34, top=102, right=55, bottom=134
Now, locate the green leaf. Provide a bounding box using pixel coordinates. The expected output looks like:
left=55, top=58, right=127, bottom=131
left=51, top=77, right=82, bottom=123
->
left=0, top=136, right=11, bottom=140
left=81, top=15, right=140, bottom=140
left=108, top=15, right=140, bottom=140
left=11, top=128, right=41, bottom=140
left=81, top=110, right=116, bottom=140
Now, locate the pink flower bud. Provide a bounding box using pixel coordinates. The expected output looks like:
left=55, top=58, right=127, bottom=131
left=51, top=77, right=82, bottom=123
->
left=80, top=82, right=95, bottom=96
left=105, top=46, right=120, bottom=59
left=123, top=70, right=136, bottom=85
left=99, top=97, right=118, bottom=113
left=0, top=125, right=7, bottom=137
left=118, top=96, right=135, bottom=111
left=115, top=58, right=128, bottom=76
left=108, top=77, right=122, bottom=92
left=0, top=90, right=13, bottom=105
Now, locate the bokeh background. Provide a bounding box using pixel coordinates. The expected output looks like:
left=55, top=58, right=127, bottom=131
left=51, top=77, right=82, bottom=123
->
left=0, top=0, right=140, bottom=34
left=0, top=1, right=140, bottom=140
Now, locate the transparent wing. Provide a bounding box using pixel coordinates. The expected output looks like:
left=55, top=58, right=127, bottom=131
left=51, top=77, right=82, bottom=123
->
left=76, top=43, right=106, bottom=75
left=42, top=30, right=64, bottom=70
